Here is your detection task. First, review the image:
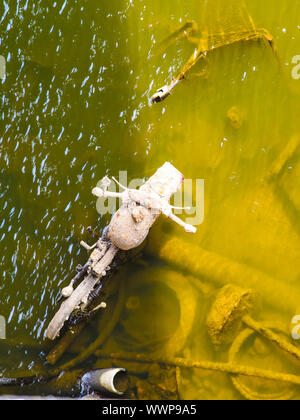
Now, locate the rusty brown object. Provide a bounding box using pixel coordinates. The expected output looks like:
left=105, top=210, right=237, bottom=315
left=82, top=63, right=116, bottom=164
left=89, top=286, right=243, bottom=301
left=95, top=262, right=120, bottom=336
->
left=94, top=352, right=300, bottom=387
left=207, top=284, right=300, bottom=363
left=207, top=284, right=256, bottom=346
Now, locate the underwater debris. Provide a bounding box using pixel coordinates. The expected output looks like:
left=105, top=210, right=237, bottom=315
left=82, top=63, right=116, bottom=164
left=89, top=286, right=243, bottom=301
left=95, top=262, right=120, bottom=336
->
left=266, top=136, right=300, bottom=237
left=82, top=368, right=129, bottom=396
left=111, top=267, right=197, bottom=360
left=46, top=162, right=197, bottom=341
left=125, top=295, right=141, bottom=311
left=207, top=284, right=300, bottom=363
left=0, top=367, right=128, bottom=398
left=267, top=136, right=300, bottom=182
left=56, top=273, right=126, bottom=371
left=94, top=352, right=300, bottom=388
left=145, top=232, right=300, bottom=315
left=136, top=364, right=178, bottom=400
left=46, top=241, right=117, bottom=341
left=227, top=106, right=245, bottom=129
left=151, top=0, right=278, bottom=103
left=229, top=328, right=296, bottom=400
left=207, top=284, right=256, bottom=346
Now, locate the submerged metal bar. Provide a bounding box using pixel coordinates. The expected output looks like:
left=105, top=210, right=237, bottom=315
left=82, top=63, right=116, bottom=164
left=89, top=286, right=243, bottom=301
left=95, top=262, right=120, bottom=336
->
left=145, top=232, right=300, bottom=314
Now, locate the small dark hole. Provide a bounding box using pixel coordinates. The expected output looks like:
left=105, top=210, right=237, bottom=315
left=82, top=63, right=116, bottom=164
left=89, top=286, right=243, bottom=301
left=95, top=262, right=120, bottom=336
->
left=113, top=370, right=130, bottom=394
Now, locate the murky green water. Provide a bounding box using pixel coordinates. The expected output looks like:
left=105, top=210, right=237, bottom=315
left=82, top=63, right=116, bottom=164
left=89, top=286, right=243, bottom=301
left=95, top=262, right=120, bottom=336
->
left=1, top=0, right=300, bottom=399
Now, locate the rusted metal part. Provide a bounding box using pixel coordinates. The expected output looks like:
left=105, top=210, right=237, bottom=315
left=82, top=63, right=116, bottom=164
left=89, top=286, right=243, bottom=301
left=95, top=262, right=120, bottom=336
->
left=145, top=232, right=300, bottom=315
left=228, top=328, right=296, bottom=400
left=207, top=284, right=300, bottom=363
left=45, top=244, right=118, bottom=340
left=46, top=162, right=195, bottom=341
left=94, top=353, right=300, bottom=387
left=82, top=368, right=129, bottom=396
left=151, top=1, right=278, bottom=103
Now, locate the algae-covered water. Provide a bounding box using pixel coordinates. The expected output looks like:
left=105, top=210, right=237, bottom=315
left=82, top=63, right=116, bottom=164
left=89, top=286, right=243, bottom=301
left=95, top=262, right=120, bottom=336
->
left=1, top=0, right=300, bottom=400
